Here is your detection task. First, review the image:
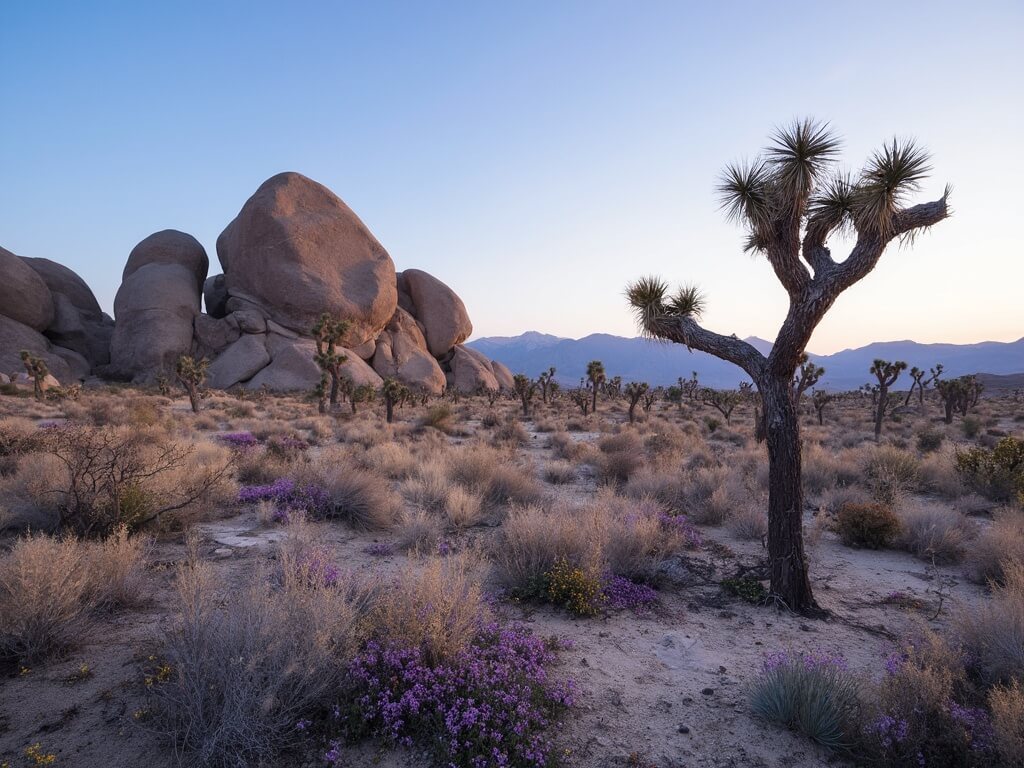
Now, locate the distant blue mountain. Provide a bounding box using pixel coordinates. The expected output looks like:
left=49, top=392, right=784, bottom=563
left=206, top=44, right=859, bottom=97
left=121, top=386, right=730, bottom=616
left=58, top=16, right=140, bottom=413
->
left=467, top=333, right=1024, bottom=390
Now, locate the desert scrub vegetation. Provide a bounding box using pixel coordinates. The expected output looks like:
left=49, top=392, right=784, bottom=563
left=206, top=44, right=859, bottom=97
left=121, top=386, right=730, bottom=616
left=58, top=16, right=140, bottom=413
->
left=955, top=436, right=1024, bottom=504
left=0, top=528, right=147, bottom=663
left=834, top=502, right=902, bottom=549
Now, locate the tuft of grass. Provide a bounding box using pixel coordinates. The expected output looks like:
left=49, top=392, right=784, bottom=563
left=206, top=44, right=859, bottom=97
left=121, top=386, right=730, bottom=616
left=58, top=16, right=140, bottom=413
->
left=894, top=501, right=974, bottom=564
left=957, top=561, right=1024, bottom=686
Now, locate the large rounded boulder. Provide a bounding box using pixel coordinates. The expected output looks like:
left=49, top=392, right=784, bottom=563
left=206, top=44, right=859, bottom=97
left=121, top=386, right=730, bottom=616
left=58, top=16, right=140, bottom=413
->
left=0, top=315, right=71, bottom=382
left=0, top=246, right=55, bottom=332
left=108, top=231, right=208, bottom=381
left=397, top=269, right=472, bottom=357
left=217, top=172, right=397, bottom=346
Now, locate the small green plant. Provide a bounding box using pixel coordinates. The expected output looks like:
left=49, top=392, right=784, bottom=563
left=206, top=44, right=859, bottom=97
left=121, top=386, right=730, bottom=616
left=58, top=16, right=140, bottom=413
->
left=749, top=650, right=859, bottom=750
left=721, top=576, right=768, bottom=604
left=835, top=502, right=901, bottom=549
left=543, top=557, right=604, bottom=616
left=915, top=428, right=944, bottom=454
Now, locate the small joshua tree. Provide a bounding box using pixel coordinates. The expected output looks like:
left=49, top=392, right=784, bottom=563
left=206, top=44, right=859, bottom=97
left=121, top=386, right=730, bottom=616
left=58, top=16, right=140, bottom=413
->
left=312, top=313, right=351, bottom=408
left=936, top=374, right=984, bottom=423
left=811, top=389, right=834, bottom=425
left=624, top=381, right=649, bottom=424
left=315, top=373, right=330, bottom=414
left=512, top=374, right=537, bottom=416
left=538, top=367, right=557, bottom=404
left=700, top=387, right=741, bottom=424
left=175, top=355, right=208, bottom=413
left=642, top=386, right=659, bottom=414
left=665, top=385, right=684, bottom=411
left=569, top=387, right=591, bottom=415
left=793, top=354, right=824, bottom=405
left=586, top=360, right=606, bottom=414
left=380, top=377, right=407, bottom=423
left=349, top=383, right=375, bottom=415
left=20, top=350, right=49, bottom=401
left=870, top=359, right=908, bottom=441
left=627, top=120, right=949, bottom=613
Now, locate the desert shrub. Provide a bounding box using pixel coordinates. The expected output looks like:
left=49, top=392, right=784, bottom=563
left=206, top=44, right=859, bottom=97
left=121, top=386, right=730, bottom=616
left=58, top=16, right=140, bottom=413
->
left=865, top=446, right=920, bottom=507
left=344, top=621, right=576, bottom=768
left=860, top=632, right=994, bottom=766
left=419, top=404, right=454, bottom=432
left=598, top=431, right=643, bottom=455
left=315, top=464, right=399, bottom=530
left=394, top=508, right=443, bottom=552
left=894, top=501, right=974, bottom=564
left=492, top=504, right=604, bottom=596
left=958, top=562, right=1024, bottom=686
left=918, top=447, right=966, bottom=499
left=549, top=431, right=583, bottom=460
left=480, top=410, right=502, bottom=428
left=595, top=449, right=643, bottom=486
left=835, top=502, right=901, bottom=549
left=359, top=442, right=417, bottom=479
left=966, top=512, right=1024, bottom=585
left=916, top=427, right=945, bottom=454
left=0, top=534, right=96, bottom=663
left=600, top=494, right=696, bottom=581
left=401, top=462, right=451, bottom=515
left=494, top=420, right=530, bottom=446
left=748, top=650, right=859, bottom=749
left=989, top=681, right=1024, bottom=766
left=369, top=553, right=486, bottom=663
left=802, top=443, right=841, bottom=497
left=151, top=548, right=367, bottom=768
left=623, top=467, right=689, bottom=514
left=444, top=485, right=484, bottom=528
left=727, top=503, right=769, bottom=540
left=482, top=463, right=545, bottom=511
left=543, top=460, right=576, bottom=485
left=683, top=465, right=733, bottom=525
left=87, top=525, right=149, bottom=610
left=962, top=415, right=983, bottom=439
left=955, top=437, right=1024, bottom=503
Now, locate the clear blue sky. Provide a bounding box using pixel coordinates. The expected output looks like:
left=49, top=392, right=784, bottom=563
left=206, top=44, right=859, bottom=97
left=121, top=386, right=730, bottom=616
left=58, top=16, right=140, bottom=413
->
left=2, top=1, right=1021, bottom=354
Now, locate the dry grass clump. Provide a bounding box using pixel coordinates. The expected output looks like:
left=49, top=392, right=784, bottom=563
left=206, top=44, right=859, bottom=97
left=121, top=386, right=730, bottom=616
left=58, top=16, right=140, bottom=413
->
left=727, top=502, right=769, bottom=540
left=370, top=552, right=487, bottom=663
left=623, top=467, right=689, bottom=513
left=358, top=441, right=418, bottom=480
left=402, top=459, right=450, bottom=514
left=483, top=463, right=545, bottom=511
left=152, top=542, right=368, bottom=767
left=894, top=500, right=975, bottom=564
left=957, top=561, right=1024, bottom=686
left=0, top=529, right=148, bottom=663
left=395, top=508, right=444, bottom=552
left=443, top=485, right=484, bottom=529
left=492, top=503, right=604, bottom=593
left=320, top=464, right=400, bottom=530
left=801, top=442, right=842, bottom=498
left=549, top=431, right=584, bottom=460
left=989, top=680, right=1024, bottom=765
left=966, top=511, right=1024, bottom=585
left=595, top=448, right=644, bottom=486
left=543, top=460, right=577, bottom=485
left=598, top=430, right=643, bottom=456
left=917, top=446, right=966, bottom=499
left=863, top=445, right=920, bottom=506
left=492, top=420, right=530, bottom=446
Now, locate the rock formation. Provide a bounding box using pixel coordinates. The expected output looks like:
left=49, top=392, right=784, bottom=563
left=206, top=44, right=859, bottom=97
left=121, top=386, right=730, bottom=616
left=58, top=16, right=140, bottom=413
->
left=1, top=172, right=513, bottom=394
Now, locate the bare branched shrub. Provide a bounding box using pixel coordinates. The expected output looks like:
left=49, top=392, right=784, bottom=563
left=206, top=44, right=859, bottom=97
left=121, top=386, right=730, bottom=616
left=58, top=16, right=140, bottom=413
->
left=152, top=548, right=368, bottom=767
left=728, top=502, right=769, bottom=541
left=989, top=680, right=1024, bottom=765
left=87, top=525, right=150, bottom=610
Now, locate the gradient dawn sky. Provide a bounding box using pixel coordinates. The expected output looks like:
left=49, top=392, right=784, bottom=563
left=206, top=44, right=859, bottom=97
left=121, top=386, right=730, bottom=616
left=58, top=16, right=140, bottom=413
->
left=2, top=1, right=1022, bottom=354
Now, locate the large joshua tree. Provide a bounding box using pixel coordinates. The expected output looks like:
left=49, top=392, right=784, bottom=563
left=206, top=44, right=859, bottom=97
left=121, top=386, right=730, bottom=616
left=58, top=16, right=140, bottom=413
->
left=627, top=119, right=949, bottom=614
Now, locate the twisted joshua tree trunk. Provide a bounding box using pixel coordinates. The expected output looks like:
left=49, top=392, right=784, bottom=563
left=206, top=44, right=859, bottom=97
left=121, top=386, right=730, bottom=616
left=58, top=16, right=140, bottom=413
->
left=628, top=120, right=949, bottom=614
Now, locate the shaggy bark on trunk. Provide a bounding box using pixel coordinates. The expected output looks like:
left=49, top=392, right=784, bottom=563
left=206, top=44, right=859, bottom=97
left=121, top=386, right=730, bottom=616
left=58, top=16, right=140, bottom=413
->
left=628, top=120, right=949, bottom=614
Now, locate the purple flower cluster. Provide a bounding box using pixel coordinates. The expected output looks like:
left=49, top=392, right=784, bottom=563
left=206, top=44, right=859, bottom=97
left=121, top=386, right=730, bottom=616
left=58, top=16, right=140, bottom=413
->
left=884, top=651, right=906, bottom=676
left=238, top=478, right=330, bottom=521
left=658, top=512, right=702, bottom=549
left=296, top=546, right=341, bottom=587
left=948, top=701, right=994, bottom=752
left=762, top=649, right=849, bottom=673
left=219, top=431, right=259, bottom=451
left=865, top=714, right=910, bottom=748
left=344, top=623, right=577, bottom=767
left=601, top=574, right=658, bottom=613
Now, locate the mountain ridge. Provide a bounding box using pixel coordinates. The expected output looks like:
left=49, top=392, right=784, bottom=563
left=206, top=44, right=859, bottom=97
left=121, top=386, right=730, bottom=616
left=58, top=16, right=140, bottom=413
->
left=467, top=332, right=1024, bottom=390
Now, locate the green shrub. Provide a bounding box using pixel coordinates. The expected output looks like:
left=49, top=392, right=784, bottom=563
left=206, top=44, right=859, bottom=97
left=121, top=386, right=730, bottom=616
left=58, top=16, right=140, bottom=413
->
left=543, top=557, right=604, bottom=616
left=835, top=502, right=901, bottom=549
left=915, top=428, right=944, bottom=454
left=962, top=415, right=983, bottom=439
left=722, top=576, right=768, bottom=604
left=955, top=437, right=1024, bottom=503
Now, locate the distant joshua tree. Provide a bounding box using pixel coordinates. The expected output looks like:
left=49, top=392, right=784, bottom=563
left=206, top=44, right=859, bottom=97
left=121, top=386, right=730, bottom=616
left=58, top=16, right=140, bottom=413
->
left=936, top=374, right=984, bottom=423
left=624, top=381, right=649, bottom=424
left=312, top=313, right=351, bottom=408
left=513, top=374, right=537, bottom=416
left=642, top=386, right=659, bottom=414
left=628, top=119, right=949, bottom=613
left=700, top=387, right=741, bottom=424
left=175, top=355, right=208, bottom=413
left=586, top=360, right=606, bottom=414
left=811, top=389, right=834, bottom=425
left=538, top=367, right=557, bottom=403
left=19, top=350, right=49, bottom=401
left=793, top=354, right=825, bottom=405
left=665, top=384, right=684, bottom=410
left=569, top=387, right=591, bottom=416
left=870, top=359, right=908, bottom=440
left=381, top=377, right=407, bottom=423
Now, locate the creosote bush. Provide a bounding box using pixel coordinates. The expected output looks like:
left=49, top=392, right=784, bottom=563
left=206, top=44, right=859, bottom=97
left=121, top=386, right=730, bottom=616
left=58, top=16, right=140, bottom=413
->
left=835, top=502, right=901, bottom=549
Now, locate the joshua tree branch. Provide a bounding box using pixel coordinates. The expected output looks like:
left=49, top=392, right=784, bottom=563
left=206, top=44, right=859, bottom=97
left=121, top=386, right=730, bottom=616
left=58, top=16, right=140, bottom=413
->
left=650, top=314, right=766, bottom=380
left=891, top=196, right=950, bottom=238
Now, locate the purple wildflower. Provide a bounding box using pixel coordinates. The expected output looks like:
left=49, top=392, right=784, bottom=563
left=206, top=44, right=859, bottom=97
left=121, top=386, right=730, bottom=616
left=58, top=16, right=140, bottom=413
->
left=601, top=574, right=658, bottom=613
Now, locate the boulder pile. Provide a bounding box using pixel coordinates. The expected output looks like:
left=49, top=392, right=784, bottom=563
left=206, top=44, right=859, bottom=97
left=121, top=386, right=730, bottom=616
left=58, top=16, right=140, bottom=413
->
left=2, top=172, right=511, bottom=395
